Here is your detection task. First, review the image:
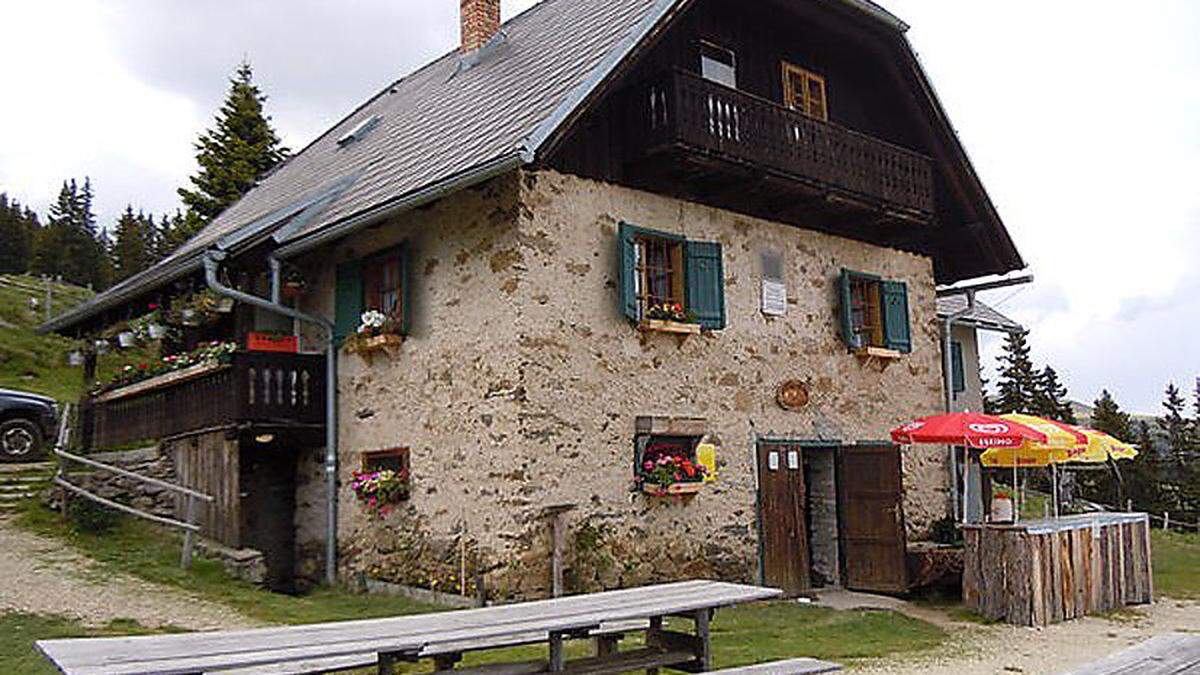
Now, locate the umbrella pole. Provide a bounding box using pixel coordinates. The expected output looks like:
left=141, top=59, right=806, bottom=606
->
left=1052, top=464, right=1059, bottom=517
left=1013, top=463, right=1019, bottom=523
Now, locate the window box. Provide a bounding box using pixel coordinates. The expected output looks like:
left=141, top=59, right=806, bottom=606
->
left=246, top=332, right=299, bottom=354
left=638, top=319, right=701, bottom=335
left=346, top=332, right=403, bottom=356
left=854, top=346, right=902, bottom=360
left=642, top=481, right=704, bottom=497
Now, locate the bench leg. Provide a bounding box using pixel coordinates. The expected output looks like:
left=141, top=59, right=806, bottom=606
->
left=378, top=652, right=397, bottom=675
left=595, top=634, right=620, bottom=657
left=549, top=630, right=566, bottom=672
left=433, top=652, right=463, bottom=672
left=693, top=608, right=712, bottom=672
left=646, top=616, right=663, bottom=674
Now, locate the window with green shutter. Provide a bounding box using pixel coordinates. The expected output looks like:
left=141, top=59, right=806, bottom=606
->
left=838, top=269, right=911, bottom=354
left=335, top=245, right=414, bottom=346
left=616, top=222, right=724, bottom=331
left=950, top=341, right=966, bottom=393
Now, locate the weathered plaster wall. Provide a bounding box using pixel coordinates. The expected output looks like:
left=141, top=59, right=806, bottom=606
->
left=508, top=170, right=948, bottom=595
left=950, top=324, right=984, bottom=414
left=298, top=169, right=950, bottom=599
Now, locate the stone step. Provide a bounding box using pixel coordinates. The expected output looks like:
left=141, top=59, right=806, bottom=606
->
left=0, top=483, right=44, bottom=493
left=0, top=492, right=36, bottom=502
left=0, top=462, right=53, bottom=474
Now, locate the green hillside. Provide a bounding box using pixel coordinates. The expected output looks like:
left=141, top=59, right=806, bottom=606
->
left=0, top=274, right=152, bottom=403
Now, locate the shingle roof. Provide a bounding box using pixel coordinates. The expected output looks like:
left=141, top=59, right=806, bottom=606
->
left=42, top=0, right=943, bottom=333
left=936, top=296, right=1023, bottom=333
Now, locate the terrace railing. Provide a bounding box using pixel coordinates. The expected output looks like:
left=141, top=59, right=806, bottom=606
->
left=625, top=69, right=936, bottom=217
left=83, top=351, right=326, bottom=450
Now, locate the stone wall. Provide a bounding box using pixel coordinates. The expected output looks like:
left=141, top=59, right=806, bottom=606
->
left=60, top=446, right=177, bottom=519
left=300, top=169, right=950, bottom=599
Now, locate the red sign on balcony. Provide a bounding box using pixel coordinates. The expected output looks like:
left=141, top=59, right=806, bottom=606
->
left=246, top=332, right=299, bottom=353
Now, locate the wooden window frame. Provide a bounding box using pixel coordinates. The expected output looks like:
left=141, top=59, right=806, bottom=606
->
left=360, top=447, right=411, bottom=475
left=782, top=62, right=828, bottom=121
left=848, top=274, right=885, bottom=349
left=699, top=40, right=737, bottom=89
left=362, top=246, right=406, bottom=327
left=634, top=234, right=686, bottom=318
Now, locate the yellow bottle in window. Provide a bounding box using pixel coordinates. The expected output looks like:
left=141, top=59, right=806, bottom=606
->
left=695, top=442, right=718, bottom=483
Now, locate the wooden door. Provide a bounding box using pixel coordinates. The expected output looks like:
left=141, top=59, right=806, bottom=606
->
left=757, top=441, right=810, bottom=596
left=838, top=444, right=908, bottom=593
left=240, top=443, right=298, bottom=592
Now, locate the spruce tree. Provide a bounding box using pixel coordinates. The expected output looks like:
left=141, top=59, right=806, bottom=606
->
left=0, top=193, right=38, bottom=274
left=175, top=61, right=288, bottom=249
left=155, top=210, right=191, bottom=258
left=994, top=331, right=1038, bottom=414
left=1091, top=390, right=1131, bottom=440
left=1032, top=366, right=1076, bottom=423
left=1161, top=383, right=1192, bottom=455
left=29, top=178, right=112, bottom=289
left=111, top=206, right=156, bottom=282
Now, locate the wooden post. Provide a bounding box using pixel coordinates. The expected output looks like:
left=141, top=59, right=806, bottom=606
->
left=542, top=503, right=576, bottom=598
left=646, top=616, right=663, bottom=675
left=1163, top=512, right=1170, bottom=532
left=693, top=608, right=712, bottom=671
left=548, top=631, right=566, bottom=672
left=181, top=495, right=197, bottom=569
left=378, top=652, right=397, bottom=675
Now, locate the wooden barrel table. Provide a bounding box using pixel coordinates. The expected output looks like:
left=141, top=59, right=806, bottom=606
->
left=962, top=512, right=1152, bottom=626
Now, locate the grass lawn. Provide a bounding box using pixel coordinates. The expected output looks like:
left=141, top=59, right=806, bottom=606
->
left=13, top=501, right=948, bottom=672
left=0, top=613, right=180, bottom=675
left=1152, top=528, right=1200, bottom=600
left=0, top=273, right=161, bottom=403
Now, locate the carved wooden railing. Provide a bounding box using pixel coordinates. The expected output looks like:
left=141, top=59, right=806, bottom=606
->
left=625, top=69, right=936, bottom=217
left=83, top=352, right=325, bottom=449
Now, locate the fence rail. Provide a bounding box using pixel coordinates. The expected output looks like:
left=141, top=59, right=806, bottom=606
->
left=52, top=406, right=214, bottom=568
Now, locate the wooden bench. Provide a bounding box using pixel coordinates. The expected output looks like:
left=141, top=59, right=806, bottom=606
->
left=1062, top=633, right=1200, bottom=674
left=712, top=659, right=841, bottom=674
left=37, top=580, right=782, bottom=674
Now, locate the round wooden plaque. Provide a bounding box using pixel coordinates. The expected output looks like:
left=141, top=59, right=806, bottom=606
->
left=776, top=380, right=810, bottom=411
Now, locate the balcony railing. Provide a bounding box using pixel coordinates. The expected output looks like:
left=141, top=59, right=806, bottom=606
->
left=624, top=70, right=935, bottom=217
left=83, top=352, right=326, bottom=449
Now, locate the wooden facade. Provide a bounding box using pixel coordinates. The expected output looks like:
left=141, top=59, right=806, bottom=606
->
left=84, top=352, right=326, bottom=450
left=962, top=513, right=1153, bottom=627
left=171, top=429, right=242, bottom=547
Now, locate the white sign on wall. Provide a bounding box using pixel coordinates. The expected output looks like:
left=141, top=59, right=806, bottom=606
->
left=761, top=280, right=787, bottom=316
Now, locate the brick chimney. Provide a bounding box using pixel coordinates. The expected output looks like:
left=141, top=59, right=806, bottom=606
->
left=460, top=0, right=501, bottom=53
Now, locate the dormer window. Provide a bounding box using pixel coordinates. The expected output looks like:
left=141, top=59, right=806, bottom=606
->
left=782, top=63, right=828, bottom=121
left=699, top=41, right=736, bottom=89
left=337, top=115, right=380, bottom=147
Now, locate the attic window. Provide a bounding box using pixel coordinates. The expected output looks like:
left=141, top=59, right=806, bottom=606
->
left=699, top=41, right=736, bottom=89
left=337, top=115, right=380, bottom=147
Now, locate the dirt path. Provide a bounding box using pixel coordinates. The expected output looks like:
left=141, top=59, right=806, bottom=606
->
left=0, top=516, right=257, bottom=630
left=817, top=590, right=1200, bottom=674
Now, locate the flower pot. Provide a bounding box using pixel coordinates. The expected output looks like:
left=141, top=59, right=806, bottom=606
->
left=67, top=351, right=84, bottom=367
left=117, top=332, right=138, bottom=348
left=181, top=309, right=199, bottom=326
left=990, top=496, right=1014, bottom=523
left=638, top=319, right=701, bottom=335
left=94, top=339, right=109, bottom=355
left=642, top=482, right=704, bottom=497
left=282, top=282, right=306, bottom=301
left=148, top=324, right=167, bottom=340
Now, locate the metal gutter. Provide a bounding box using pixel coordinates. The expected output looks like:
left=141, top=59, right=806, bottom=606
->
left=203, top=249, right=341, bottom=585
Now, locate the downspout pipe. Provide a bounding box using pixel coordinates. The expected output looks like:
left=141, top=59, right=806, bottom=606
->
left=204, top=249, right=341, bottom=585
left=942, top=292, right=975, bottom=523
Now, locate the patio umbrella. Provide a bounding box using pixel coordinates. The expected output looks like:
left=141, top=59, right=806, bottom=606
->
left=977, top=414, right=1089, bottom=467
left=890, top=412, right=1048, bottom=523
left=890, top=412, right=1049, bottom=449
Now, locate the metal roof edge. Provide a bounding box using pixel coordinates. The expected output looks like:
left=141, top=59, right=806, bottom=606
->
left=831, top=0, right=909, bottom=32
left=523, top=0, right=691, bottom=157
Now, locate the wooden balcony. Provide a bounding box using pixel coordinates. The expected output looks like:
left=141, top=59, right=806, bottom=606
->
left=83, top=352, right=326, bottom=450
left=623, top=70, right=935, bottom=221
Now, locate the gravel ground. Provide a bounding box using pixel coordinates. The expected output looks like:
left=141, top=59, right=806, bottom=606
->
left=843, top=594, right=1200, bottom=674
left=0, top=516, right=257, bottom=630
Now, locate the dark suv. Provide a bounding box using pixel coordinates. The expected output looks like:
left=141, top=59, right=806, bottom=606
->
left=0, top=389, right=59, bottom=462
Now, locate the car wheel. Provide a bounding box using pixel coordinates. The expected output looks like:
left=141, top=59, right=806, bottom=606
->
left=0, top=419, right=43, bottom=462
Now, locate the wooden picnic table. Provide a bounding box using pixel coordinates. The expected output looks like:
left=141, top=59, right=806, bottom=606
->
left=37, top=580, right=782, bottom=675
left=1062, top=633, right=1200, bottom=674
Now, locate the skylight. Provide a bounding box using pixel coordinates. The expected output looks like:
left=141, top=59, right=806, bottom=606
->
left=337, top=115, right=380, bottom=147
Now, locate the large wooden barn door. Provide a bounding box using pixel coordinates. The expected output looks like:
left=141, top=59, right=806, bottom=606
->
left=838, top=444, right=908, bottom=593
left=757, top=441, right=810, bottom=596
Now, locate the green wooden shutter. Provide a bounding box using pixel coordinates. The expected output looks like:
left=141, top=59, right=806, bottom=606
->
left=881, top=280, right=912, bottom=353
left=399, top=246, right=413, bottom=336
left=334, top=260, right=364, bottom=344
left=685, top=240, right=725, bottom=330
left=617, top=222, right=639, bottom=322
left=838, top=269, right=856, bottom=349
left=950, top=340, right=965, bottom=393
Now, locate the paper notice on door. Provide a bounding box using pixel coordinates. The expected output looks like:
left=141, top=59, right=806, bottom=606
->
left=787, top=450, right=799, bottom=469
left=768, top=452, right=780, bottom=471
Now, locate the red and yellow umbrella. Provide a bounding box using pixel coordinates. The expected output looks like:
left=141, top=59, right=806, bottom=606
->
left=980, top=415, right=1138, bottom=467
left=890, top=412, right=1048, bottom=449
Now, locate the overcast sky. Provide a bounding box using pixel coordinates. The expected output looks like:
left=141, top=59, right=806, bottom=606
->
left=1, top=1, right=1196, bottom=414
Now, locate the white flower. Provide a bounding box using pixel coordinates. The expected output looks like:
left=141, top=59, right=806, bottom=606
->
left=357, top=310, right=388, bottom=333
